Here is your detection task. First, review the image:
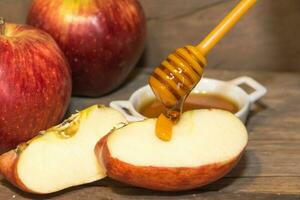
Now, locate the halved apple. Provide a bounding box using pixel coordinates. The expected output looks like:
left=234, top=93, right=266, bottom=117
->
left=0, top=105, right=127, bottom=194
left=97, top=109, right=248, bottom=191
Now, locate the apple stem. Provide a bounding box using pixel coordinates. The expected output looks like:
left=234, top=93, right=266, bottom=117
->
left=0, top=17, right=5, bottom=35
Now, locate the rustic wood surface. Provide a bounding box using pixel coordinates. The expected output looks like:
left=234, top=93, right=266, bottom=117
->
left=1, top=0, right=300, bottom=71
left=0, top=67, right=300, bottom=199
left=1, top=0, right=300, bottom=199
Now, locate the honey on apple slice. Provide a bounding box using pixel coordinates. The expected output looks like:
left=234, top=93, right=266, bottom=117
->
left=150, top=46, right=206, bottom=142
left=149, top=0, right=257, bottom=141
left=155, top=114, right=174, bottom=141
left=98, top=109, right=248, bottom=191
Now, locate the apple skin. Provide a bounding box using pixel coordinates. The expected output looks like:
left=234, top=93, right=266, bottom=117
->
left=0, top=105, right=128, bottom=194
left=0, top=150, right=33, bottom=193
left=97, top=138, right=244, bottom=191
left=0, top=23, right=72, bottom=153
left=27, top=0, right=146, bottom=96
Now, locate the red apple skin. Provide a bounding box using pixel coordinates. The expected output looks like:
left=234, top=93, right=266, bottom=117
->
left=0, top=150, right=34, bottom=193
left=97, top=138, right=244, bottom=191
left=27, top=0, right=146, bottom=96
left=0, top=23, right=72, bottom=153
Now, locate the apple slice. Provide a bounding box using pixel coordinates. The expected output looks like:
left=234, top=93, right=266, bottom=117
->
left=0, top=105, right=127, bottom=194
left=97, top=109, right=248, bottom=191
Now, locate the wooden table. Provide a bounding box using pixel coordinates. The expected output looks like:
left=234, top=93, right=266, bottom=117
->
left=0, top=68, right=300, bottom=200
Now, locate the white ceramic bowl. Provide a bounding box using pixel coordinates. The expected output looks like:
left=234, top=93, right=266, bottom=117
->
left=110, top=76, right=267, bottom=123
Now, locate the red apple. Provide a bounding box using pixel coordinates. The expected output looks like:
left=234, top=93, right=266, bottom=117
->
left=96, top=109, right=248, bottom=191
left=0, top=18, right=72, bottom=153
left=27, top=0, right=146, bottom=96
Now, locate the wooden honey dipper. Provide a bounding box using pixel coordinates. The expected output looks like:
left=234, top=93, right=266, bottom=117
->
left=149, top=0, right=257, bottom=141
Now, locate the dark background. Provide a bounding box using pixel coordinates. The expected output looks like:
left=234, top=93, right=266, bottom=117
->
left=1, top=0, right=300, bottom=72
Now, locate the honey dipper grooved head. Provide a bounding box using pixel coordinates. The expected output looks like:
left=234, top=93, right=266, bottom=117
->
left=149, top=46, right=207, bottom=108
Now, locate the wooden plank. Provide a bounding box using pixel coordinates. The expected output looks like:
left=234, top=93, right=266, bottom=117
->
left=229, top=144, right=300, bottom=177
left=73, top=176, right=300, bottom=195
left=140, top=0, right=300, bottom=72
left=1, top=0, right=300, bottom=71
left=0, top=180, right=299, bottom=200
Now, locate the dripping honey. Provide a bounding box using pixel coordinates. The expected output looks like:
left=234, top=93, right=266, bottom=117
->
left=140, top=93, right=239, bottom=118
left=148, top=0, right=257, bottom=142
left=149, top=46, right=207, bottom=141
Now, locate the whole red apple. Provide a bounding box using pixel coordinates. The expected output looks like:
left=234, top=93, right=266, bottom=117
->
left=0, top=18, right=72, bottom=153
left=27, top=0, right=146, bottom=96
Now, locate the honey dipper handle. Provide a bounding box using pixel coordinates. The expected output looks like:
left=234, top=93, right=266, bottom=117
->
left=197, top=0, right=257, bottom=55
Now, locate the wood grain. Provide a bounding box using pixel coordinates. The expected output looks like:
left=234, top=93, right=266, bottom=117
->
left=1, top=68, right=299, bottom=199
left=0, top=0, right=300, bottom=199
left=0, top=178, right=300, bottom=199
left=1, top=0, right=300, bottom=71
left=0, top=185, right=299, bottom=200
left=141, top=0, right=300, bottom=72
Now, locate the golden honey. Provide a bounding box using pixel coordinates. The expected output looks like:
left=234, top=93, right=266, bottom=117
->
left=148, top=0, right=257, bottom=141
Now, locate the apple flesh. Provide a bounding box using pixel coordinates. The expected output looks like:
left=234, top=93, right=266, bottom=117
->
left=0, top=20, right=71, bottom=153
left=27, top=0, right=146, bottom=96
left=97, top=109, right=248, bottom=191
left=0, top=105, right=127, bottom=194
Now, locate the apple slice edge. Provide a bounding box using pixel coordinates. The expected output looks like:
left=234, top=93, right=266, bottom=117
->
left=0, top=150, right=33, bottom=193
left=0, top=105, right=128, bottom=194
left=96, top=109, right=248, bottom=191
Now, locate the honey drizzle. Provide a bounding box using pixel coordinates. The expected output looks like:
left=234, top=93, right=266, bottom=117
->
left=149, top=0, right=257, bottom=141
left=149, top=46, right=207, bottom=141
